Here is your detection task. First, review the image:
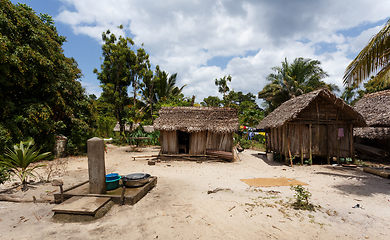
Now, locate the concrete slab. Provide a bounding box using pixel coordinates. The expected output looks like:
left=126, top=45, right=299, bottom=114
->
left=54, top=176, right=157, bottom=205
left=52, top=196, right=111, bottom=215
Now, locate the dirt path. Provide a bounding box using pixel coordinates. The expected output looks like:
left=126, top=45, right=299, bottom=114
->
left=0, top=144, right=389, bottom=239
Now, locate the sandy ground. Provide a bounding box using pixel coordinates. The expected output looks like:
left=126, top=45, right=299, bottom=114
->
left=1, top=144, right=390, bottom=240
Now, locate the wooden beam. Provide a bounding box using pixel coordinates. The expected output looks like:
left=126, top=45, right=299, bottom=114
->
left=336, top=125, right=340, bottom=164
left=284, top=124, right=289, bottom=165
left=326, top=124, right=330, bottom=165
left=350, top=124, right=355, bottom=163
left=300, top=124, right=303, bottom=165
left=309, top=124, right=312, bottom=162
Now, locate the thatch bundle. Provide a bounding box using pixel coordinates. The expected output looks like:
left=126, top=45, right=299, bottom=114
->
left=257, top=88, right=366, bottom=129
left=153, top=107, right=238, bottom=133
left=354, top=90, right=390, bottom=139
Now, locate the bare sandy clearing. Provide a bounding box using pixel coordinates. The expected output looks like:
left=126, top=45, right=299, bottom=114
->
left=0, top=144, right=389, bottom=240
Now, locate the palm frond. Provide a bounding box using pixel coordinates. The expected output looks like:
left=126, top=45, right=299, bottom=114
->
left=344, top=19, right=390, bottom=86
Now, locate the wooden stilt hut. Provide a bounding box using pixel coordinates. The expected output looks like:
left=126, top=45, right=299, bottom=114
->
left=353, top=90, right=390, bottom=161
left=153, top=107, right=239, bottom=161
left=257, top=89, right=366, bottom=165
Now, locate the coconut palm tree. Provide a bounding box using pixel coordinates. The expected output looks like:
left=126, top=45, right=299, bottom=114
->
left=154, top=68, right=185, bottom=102
left=344, top=19, right=390, bottom=87
left=259, top=57, right=338, bottom=114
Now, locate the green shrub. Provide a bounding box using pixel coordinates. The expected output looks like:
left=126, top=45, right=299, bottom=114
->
left=0, top=140, right=50, bottom=189
left=290, top=185, right=315, bottom=211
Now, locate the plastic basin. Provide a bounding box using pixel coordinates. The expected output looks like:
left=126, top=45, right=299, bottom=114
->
left=106, top=175, right=121, bottom=191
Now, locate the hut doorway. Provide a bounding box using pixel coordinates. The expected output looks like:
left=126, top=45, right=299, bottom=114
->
left=178, top=131, right=189, bottom=154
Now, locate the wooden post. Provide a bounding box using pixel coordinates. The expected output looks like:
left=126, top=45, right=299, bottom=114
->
left=350, top=124, right=355, bottom=163
left=309, top=124, right=312, bottom=162
left=284, top=124, right=289, bottom=165
left=300, top=124, right=304, bottom=165
left=52, top=179, right=64, bottom=203
left=326, top=124, right=330, bottom=165
left=336, top=125, right=340, bottom=164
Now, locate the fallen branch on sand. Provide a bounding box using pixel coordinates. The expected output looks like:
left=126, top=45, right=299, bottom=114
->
left=0, top=195, right=52, bottom=203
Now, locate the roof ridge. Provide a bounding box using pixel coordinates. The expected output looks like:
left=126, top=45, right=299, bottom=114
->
left=363, top=89, right=390, bottom=98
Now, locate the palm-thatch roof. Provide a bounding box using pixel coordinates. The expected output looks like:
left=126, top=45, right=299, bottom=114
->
left=257, top=88, right=366, bottom=129
left=354, top=90, right=390, bottom=127
left=354, top=127, right=390, bottom=139
left=153, top=107, right=238, bottom=133
left=353, top=90, right=390, bottom=139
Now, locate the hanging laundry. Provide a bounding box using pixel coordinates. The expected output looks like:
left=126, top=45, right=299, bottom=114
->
left=338, top=128, right=344, bottom=140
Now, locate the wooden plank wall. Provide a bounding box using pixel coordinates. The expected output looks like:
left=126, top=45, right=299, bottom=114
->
left=219, top=133, right=233, bottom=152
left=206, top=132, right=220, bottom=150
left=161, top=130, right=178, bottom=154
left=267, top=123, right=354, bottom=161
left=189, top=131, right=207, bottom=155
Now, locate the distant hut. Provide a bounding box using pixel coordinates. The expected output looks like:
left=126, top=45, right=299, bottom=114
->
left=353, top=90, right=390, bottom=158
left=257, top=89, right=366, bottom=165
left=153, top=107, right=239, bottom=161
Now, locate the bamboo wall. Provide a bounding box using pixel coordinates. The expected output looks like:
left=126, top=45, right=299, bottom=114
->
left=161, top=130, right=234, bottom=155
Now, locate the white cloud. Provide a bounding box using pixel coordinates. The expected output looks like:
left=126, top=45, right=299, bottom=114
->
left=55, top=0, right=390, bottom=103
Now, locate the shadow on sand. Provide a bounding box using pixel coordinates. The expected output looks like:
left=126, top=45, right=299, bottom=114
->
left=250, top=153, right=285, bottom=166
left=314, top=166, right=390, bottom=197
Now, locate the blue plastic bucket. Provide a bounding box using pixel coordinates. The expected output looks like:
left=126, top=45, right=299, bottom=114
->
left=106, top=173, right=119, bottom=181
left=106, top=174, right=121, bottom=191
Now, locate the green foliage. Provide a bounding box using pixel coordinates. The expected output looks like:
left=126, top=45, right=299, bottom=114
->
left=259, top=57, right=337, bottom=114
left=96, top=115, right=117, bottom=138
left=290, top=185, right=315, bottom=211
left=343, top=19, right=390, bottom=87
left=147, top=130, right=160, bottom=146
left=252, top=133, right=266, bottom=144
left=235, top=137, right=265, bottom=151
left=0, top=165, right=11, bottom=184
left=201, top=96, right=222, bottom=107
left=304, top=158, right=313, bottom=165
left=0, top=1, right=96, bottom=155
left=341, top=76, right=390, bottom=105
left=94, top=27, right=154, bottom=134
left=128, top=126, right=160, bottom=146
left=0, top=140, right=50, bottom=188
left=215, top=75, right=232, bottom=104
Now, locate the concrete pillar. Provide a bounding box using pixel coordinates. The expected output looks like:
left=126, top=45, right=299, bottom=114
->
left=87, top=137, right=106, bottom=194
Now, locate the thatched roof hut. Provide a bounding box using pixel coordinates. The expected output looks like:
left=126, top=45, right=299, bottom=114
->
left=154, top=107, right=238, bottom=133
left=257, top=89, right=366, bottom=165
left=354, top=90, right=390, bottom=140
left=258, top=89, right=366, bottom=129
left=154, top=107, right=239, bottom=161
left=353, top=90, right=390, bottom=158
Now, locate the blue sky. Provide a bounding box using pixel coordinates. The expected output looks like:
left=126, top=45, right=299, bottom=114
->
left=10, top=0, right=390, bottom=103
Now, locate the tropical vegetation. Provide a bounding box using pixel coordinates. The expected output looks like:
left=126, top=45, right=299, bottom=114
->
left=0, top=140, right=50, bottom=189
left=258, top=57, right=339, bottom=114
left=0, top=1, right=96, bottom=155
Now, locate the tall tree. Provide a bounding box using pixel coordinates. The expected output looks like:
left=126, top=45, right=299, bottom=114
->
left=344, top=19, right=390, bottom=87
left=154, top=67, right=185, bottom=102
left=0, top=1, right=96, bottom=154
left=130, top=46, right=151, bottom=106
left=215, top=75, right=232, bottom=105
left=258, top=57, right=338, bottom=114
left=94, top=27, right=141, bottom=134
